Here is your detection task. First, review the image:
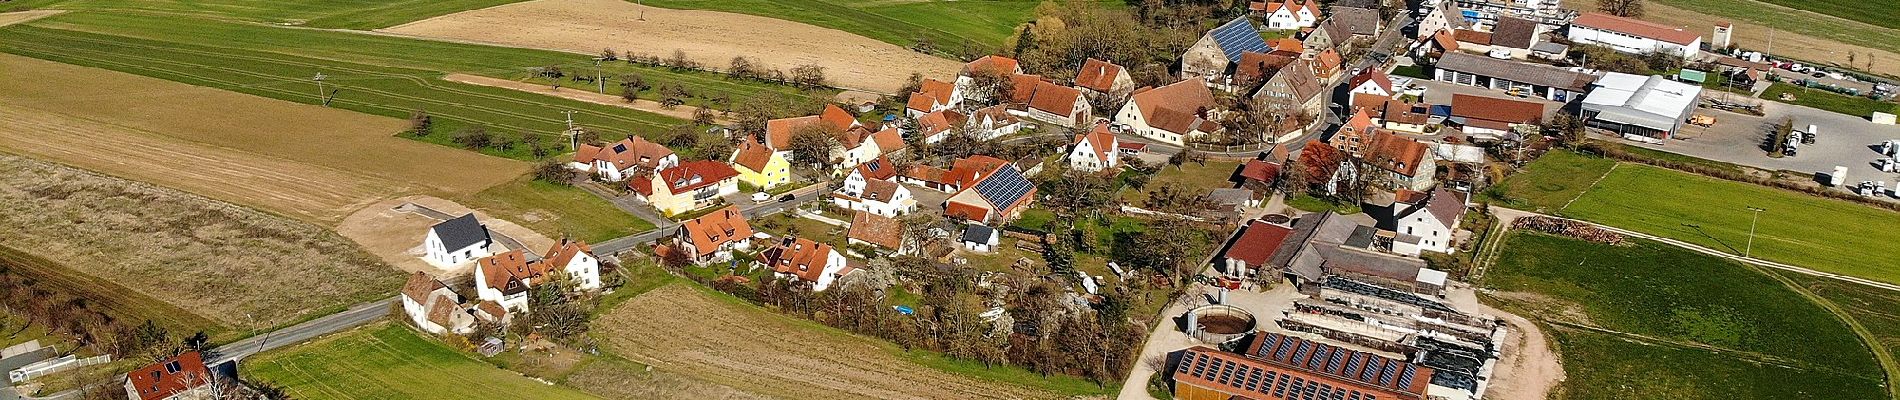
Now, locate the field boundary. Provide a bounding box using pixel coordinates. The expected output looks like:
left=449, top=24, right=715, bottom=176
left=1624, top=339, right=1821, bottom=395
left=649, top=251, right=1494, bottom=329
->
left=1757, top=266, right=1900, bottom=399
left=442, top=73, right=728, bottom=123
left=1557, top=162, right=1617, bottom=212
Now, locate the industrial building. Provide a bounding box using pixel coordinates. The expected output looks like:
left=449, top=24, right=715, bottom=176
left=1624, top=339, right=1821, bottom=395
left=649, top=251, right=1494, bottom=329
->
left=1431, top=52, right=1596, bottom=102
left=1580, top=72, right=1703, bottom=141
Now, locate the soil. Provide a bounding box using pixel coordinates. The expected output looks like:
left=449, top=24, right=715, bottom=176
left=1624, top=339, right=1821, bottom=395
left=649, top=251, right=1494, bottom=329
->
left=1446, top=284, right=1566, bottom=400
left=380, top=0, right=962, bottom=94
left=0, top=10, right=61, bottom=27
left=0, top=53, right=528, bottom=224
left=594, top=284, right=1063, bottom=400
left=442, top=74, right=732, bottom=123
left=337, top=195, right=557, bottom=278
left=1196, top=314, right=1254, bottom=335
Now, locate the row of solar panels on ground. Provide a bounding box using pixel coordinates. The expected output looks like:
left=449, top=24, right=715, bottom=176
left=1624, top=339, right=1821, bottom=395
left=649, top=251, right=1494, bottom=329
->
left=1183, top=350, right=1383, bottom=400
left=1210, top=17, right=1273, bottom=63
left=1323, top=277, right=1459, bottom=314
left=973, top=165, right=1033, bottom=208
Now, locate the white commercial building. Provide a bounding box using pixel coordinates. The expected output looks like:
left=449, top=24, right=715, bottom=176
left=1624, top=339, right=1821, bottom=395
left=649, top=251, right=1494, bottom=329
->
left=1566, top=13, right=1702, bottom=58
left=1580, top=72, right=1703, bottom=141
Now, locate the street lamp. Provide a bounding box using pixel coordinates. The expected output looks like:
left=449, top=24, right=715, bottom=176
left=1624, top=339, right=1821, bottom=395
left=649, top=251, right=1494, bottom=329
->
left=1744, top=206, right=1767, bottom=258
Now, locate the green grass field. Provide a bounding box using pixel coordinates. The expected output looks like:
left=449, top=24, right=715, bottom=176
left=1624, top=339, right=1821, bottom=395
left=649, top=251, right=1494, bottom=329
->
left=245, top=323, right=600, bottom=400
left=457, top=177, right=654, bottom=243
left=1482, top=149, right=1617, bottom=212
left=639, top=0, right=1118, bottom=52
left=1763, top=83, right=1900, bottom=117
left=1772, top=269, right=1900, bottom=398
left=1120, top=160, right=1241, bottom=205
left=1, top=0, right=523, bottom=29
left=0, top=12, right=823, bottom=160
left=1652, top=0, right=1900, bottom=34
left=1486, top=232, right=1886, bottom=398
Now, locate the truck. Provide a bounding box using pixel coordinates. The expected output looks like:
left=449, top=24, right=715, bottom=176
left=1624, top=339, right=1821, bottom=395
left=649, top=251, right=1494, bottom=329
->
left=1804, top=124, right=1818, bottom=144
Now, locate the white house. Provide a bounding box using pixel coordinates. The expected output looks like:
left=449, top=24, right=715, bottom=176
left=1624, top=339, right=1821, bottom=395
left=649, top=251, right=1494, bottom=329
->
left=833, top=161, right=916, bottom=217
left=540, top=239, right=601, bottom=290
left=474, top=240, right=601, bottom=312
left=1566, top=12, right=1702, bottom=58
left=1021, top=81, right=1091, bottom=129
left=1390, top=187, right=1467, bottom=255
left=1115, top=80, right=1220, bottom=146
left=960, top=224, right=1000, bottom=253
left=1346, top=68, right=1397, bottom=109
left=400, top=271, right=473, bottom=334
left=1068, top=123, right=1120, bottom=173
left=423, top=213, right=491, bottom=267
left=571, top=136, right=678, bottom=181
left=906, top=78, right=961, bottom=118
left=966, top=105, right=1024, bottom=140
left=760, top=237, right=853, bottom=291
left=1262, top=0, right=1319, bottom=30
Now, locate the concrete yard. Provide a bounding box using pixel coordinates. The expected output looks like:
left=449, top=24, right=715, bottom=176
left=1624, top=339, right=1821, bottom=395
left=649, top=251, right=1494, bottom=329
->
left=1617, top=100, right=1900, bottom=198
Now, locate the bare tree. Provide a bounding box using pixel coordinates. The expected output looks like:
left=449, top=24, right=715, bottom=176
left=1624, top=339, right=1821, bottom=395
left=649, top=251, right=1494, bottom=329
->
left=1597, top=0, right=1643, bottom=17
left=789, top=64, right=827, bottom=88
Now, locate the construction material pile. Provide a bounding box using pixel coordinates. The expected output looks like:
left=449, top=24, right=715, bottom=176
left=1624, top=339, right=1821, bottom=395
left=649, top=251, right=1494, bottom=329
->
left=1512, top=216, right=1626, bottom=245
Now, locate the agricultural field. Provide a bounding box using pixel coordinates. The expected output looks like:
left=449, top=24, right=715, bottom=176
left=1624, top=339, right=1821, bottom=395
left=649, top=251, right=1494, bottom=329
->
left=1490, top=150, right=1900, bottom=285
left=244, top=323, right=599, bottom=400
left=1484, top=232, right=1886, bottom=399
left=0, top=53, right=526, bottom=223
left=0, top=0, right=522, bottom=29
left=1773, top=269, right=1900, bottom=395
left=637, top=0, right=1096, bottom=52
left=0, top=155, right=402, bottom=335
left=592, top=283, right=1083, bottom=400
left=382, top=0, right=962, bottom=93
left=455, top=178, right=655, bottom=243
left=1556, top=0, right=1900, bottom=78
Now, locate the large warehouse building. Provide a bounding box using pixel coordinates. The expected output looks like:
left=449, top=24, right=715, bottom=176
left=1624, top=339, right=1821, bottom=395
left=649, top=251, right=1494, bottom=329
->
left=1580, top=72, right=1702, bottom=142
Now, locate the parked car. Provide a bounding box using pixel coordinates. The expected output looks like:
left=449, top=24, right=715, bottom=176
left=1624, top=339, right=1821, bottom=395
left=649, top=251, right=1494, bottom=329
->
left=751, top=192, right=770, bottom=203
left=779, top=193, right=797, bottom=202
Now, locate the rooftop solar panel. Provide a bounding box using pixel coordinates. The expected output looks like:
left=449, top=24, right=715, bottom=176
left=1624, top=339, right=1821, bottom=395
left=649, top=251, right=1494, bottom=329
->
left=1360, top=359, right=1381, bottom=382
left=1293, top=341, right=1313, bottom=365
left=1274, top=337, right=1297, bottom=360
left=1397, top=365, right=1418, bottom=389
left=1346, top=352, right=1366, bottom=376
left=1378, top=362, right=1399, bottom=387
left=1327, top=349, right=1348, bottom=374
left=1257, top=333, right=1283, bottom=357
left=1209, top=17, right=1272, bottom=63
left=972, top=165, right=1033, bottom=210
left=1306, top=345, right=1330, bottom=370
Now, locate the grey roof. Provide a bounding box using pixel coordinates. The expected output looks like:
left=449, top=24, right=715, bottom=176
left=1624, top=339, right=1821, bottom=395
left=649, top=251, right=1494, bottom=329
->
left=1269, top=212, right=1427, bottom=283
left=1434, top=52, right=1596, bottom=91
left=1489, top=17, right=1537, bottom=49
left=1344, top=225, right=1380, bottom=249
left=961, top=224, right=996, bottom=244
left=1531, top=42, right=1569, bottom=54
left=1208, top=16, right=1272, bottom=64
left=1332, top=0, right=1381, bottom=9
left=1208, top=188, right=1256, bottom=207
left=1396, top=187, right=1469, bottom=227
left=1329, top=7, right=1383, bottom=37
left=972, top=165, right=1034, bottom=211
left=432, top=213, right=490, bottom=251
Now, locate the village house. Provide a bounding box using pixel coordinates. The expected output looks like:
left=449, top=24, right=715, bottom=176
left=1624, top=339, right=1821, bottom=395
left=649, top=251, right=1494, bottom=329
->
left=676, top=206, right=754, bottom=265
left=1417, top=0, right=1471, bottom=40
left=1233, top=50, right=1299, bottom=91
left=902, top=155, right=1011, bottom=193
left=1238, top=159, right=1282, bottom=194
left=846, top=211, right=907, bottom=255
left=571, top=136, right=678, bottom=181
left=1381, top=100, right=1435, bottom=133
left=1073, top=58, right=1135, bottom=101
left=474, top=239, right=602, bottom=311
left=1432, top=52, right=1595, bottom=102
left=401, top=271, right=473, bottom=334
left=1310, top=48, right=1346, bottom=85
left=1020, top=80, right=1091, bottom=129
left=1181, top=17, right=1274, bottom=81
left=944, top=162, right=1037, bottom=224
left=1116, top=80, right=1221, bottom=146
left=730, top=139, right=791, bottom=191
left=1327, top=6, right=1384, bottom=43
left=1252, top=60, right=1327, bottom=140
left=965, top=104, right=1024, bottom=140
left=1450, top=93, right=1545, bottom=141
left=1365, top=131, right=1437, bottom=191
left=763, top=104, right=861, bottom=156
left=1566, top=12, right=1702, bottom=58
left=1388, top=187, right=1468, bottom=255
left=630, top=160, right=741, bottom=216
left=1330, top=109, right=1379, bottom=158
left=906, top=78, right=960, bottom=117
left=1346, top=68, right=1397, bottom=110
left=758, top=237, right=853, bottom=291
left=1261, top=0, right=1319, bottom=30
left=834, top=125, right=903, bottom=173
left=915, top=109, right=965, bottom=144
left=960, top=224, right=1000, bottom=253
left=125, top=352, right=219, bottom=400
left=423, top=213, right=491, bottom=267
left=956, top=55, right=1025, bottom=103
left=833, top=157, right=916, bottom=217
left=1068, top=123, right=1120, bottom=173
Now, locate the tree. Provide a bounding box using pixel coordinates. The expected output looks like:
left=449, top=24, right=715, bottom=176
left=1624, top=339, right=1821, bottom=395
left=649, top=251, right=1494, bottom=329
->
left=534, top=160, right=577, bottom=184
left=787, top=124, right=840, bottom=170
left=664, top=124, right=700, bottom=149
left=696, top=138, right=734, bottom=162
left=1597, top=0, right=1643, bottom=17
left=1037, top=172, right=1116, bottom=214
left=599, top=48, right=618, bottom=61
left=667, top=49, right=697, bottom=70
left=728, top=56, right=758, bottom=80
left=789, top=64, right=827, bottom=88
left=1292, top=143, right=1344, bottom=195
left=658, top=83, right=690, bottom=108
left=1546, top=112, right=1587, bottom=144
left=407, top=108, right=433, bottom=137
left=452, top=125, right=494, bottom=150
left=693, top=107, right=716, bottom=125
left=1143, top=182, right=1211, bottom=213
left=1115, top=216, right=1207, bottom=282
left=962, top=69, right=1015, bottom=105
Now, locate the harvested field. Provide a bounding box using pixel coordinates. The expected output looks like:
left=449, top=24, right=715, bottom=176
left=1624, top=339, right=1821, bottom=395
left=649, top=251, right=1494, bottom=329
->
left=381, top=0, right=962, bottom=93
left=0, top=53, right=527, bottom=224
left=0, top=155, right=403, bottom=332
left=563, top=357, right=774, bottom=400
left=244, top=323, right=598, bottom=400
left=594, top=284, right=1060, bottom=400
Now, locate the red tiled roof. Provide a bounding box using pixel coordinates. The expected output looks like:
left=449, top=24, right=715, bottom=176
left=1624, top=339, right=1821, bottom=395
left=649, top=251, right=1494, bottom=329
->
left=765, top=104, right=858, bottom=150
left=848, top=211, right=903, bottom=249
left=916, top=109, right=964, bottom=140
left=1007, top=73, right=1043, bottom=104
left=904, top=165, right=953, bottom=185
left=1074, top=58, right=1125, bottom=93
left=1027, top=81, right=1084, bottom=117
left=1223, top=220, right=1295, bottom=267
left=1236, top=51, right=1298, bottom=84
left=1574, top=12, right=1701, bottom=45
left=907, top=79, right=955, bottom=112
left=1074, top=123, right=1118, bottom=164
left=963, top=55, right=1021, bottom=76
left=1239, top=160, right=1281, bottom=183
left=1383, top=100, right=1430, bottom=125
left=1313, top=48, right=1343, bottom=75
left=731, top=139, right=775, bottom=172
left=1348, top=69, right=1394, bottom=94
left=478, top=250, right=546, bottom=294
left=951, top=155, right=1010, bottom=189
left=761, top=237, right=836, bottom=283
left=1366, top=131, right=1428, bottom=176
left=542, top=239, right=592, bottom=269
left=128, top=352, right=211, bottom=400
left=1431, top=30, right=1459, bottom=52
left=654, top=160, right=739, bottom=194
left=1268, top=38, right=1305, bottom=54
left=681, top=206, right=753, bottom=257
left=1453, top=29, right=1491, bottom=46
left=1451, top=94, right=1544, bottom=125
left=1130, top=80, right=1218, bottom=135
left=583, top=136, right=675, bottom=172
left=856, top=156, right=899, bottom=181
left=572, top=143, right=602, bottom=164
left=870, top=127, right=905, bottom=153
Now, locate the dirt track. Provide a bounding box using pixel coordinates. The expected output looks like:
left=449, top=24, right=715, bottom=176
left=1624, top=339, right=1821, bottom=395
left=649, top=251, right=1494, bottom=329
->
left=0, top=53, right=528, bottom=224
left=595, top=284, right=1062, bottom=400
left=0, top=10, right=61, bottom=27
left=382, top=0, right=961, bottom=93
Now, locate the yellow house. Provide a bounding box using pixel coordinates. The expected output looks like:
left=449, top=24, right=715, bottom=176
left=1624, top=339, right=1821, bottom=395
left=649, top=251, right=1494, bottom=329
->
left=631, top=160, right=741, bottom=216
left=730, top=140, right=790, bottom=190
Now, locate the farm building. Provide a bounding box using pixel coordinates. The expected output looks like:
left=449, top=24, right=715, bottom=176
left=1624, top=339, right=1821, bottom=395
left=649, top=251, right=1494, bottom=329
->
left=1266, top=212, right=1438, bottom=292
left=1171, top=339, right=1433, bottom=400
left=1075, top=58, right=1135, bottom=100
left=960, top=224, right=1000, bottom=253
left=423, top=213, right=491, bottom=266
left=1181, top=16, right=1274, bottom=81
left=1449, top=93, right=1545, bottom=140
left=1580, top=72, right=1703, bottom=141
left=676, top=206, right=755, bottom=265
left=1020, top=80, right=1091, bottom=129
left=1216, top=218, right=1297, bottom=276
left=1566, top=12, right=1702, bottom=58
left=1117, top=80, right=1222, bottom=146
left=1432, top=52, right=1595, bottom=102
left=125, top=352, right=219, bottom=400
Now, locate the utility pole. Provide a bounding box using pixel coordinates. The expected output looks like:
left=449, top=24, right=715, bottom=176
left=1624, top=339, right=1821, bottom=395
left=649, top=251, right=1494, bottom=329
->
left=562, top=110, right=581, bottom=150
left=312, top=72, right=329, bottom=107
left=1745, top=206, right=1767, bottom=257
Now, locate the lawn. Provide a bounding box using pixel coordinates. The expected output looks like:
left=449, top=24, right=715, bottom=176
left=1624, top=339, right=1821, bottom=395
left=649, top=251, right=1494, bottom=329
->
left=456, top=177, right=654, bottom=243
left=1483, top=149, right=1617, bottom=212
left=1485, top=232, right=1886, bottom=398
left=637, top=0, right=1119, bottom=52
left=1559, top=163, right=1900, bottom=285
left=0, top=0, right=523, bottom=29
left=1771, top=269, right=1900, bottom=398
left=1762, top=82, right=1900, bottom=117
left=244, top=323, right=599, bottom=400
left=751, top=213, right=847, bottom=248
left=1121, top=161, right=1242, bottom=205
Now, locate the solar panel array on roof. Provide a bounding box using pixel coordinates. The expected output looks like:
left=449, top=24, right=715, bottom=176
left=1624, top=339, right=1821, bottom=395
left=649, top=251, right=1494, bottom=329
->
left=1209, top=17, right=1272, bottom=63
left=972, top=165, right=1033, bottom=209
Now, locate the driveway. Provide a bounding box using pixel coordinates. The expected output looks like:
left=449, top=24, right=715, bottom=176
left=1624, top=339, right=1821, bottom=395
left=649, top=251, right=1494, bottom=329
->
left=1615, top=100, right=1900, bottom=198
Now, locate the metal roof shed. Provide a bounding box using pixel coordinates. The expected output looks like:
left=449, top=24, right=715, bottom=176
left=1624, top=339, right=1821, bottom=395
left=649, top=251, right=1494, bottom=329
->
left=1581, top=72, right=1703, bottom=139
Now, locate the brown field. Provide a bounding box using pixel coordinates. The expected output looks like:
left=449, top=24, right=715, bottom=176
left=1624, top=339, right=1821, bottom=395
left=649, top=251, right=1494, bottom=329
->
left=0, top=155, right=404, bottom=332
left=593, top=284, right=1060, bottom=400
left=336, top=195, right=556, bottom=277
left=1557, top=0, right=1900, bottom=77
left=562, top=357, right=775, bottom=400
left=0, top=53, right=529, bottom=224
left=381, top=0, right=961, bottom=93
left=0, top=10, right=61, bottom=27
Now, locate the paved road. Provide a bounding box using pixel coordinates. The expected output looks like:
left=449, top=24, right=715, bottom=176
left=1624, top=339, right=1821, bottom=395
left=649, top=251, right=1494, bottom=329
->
left=590, top=182, right=830, bottom=255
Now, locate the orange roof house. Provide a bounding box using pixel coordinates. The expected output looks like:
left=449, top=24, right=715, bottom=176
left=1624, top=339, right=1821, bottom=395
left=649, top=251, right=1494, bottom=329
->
left=677, top=206, right=754, bottom=262
left=1074, top=58, right=1131, bottom=96
left=847, top=211, right=905, bottom=252
left=126, top=352, right=214, bottom=400
left=764, top=104, right=861, bottom=150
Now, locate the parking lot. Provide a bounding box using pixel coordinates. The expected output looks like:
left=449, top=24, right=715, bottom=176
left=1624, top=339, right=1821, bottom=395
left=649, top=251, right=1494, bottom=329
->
left=1617, top=100, right=1900, bottom=196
